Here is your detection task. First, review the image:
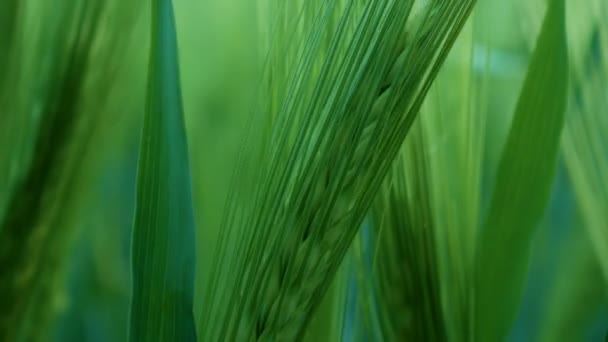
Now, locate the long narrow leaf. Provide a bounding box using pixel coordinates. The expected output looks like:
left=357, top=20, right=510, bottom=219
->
left=474, top=0, right=568, bottom=340
left=129, top=0, right=197, bottom=340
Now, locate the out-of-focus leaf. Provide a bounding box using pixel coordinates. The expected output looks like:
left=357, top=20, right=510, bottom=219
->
left=562, top=18, right=608, bottom=283
left=0, top=0, right=18, bottom=86
left=368, top=135, right=448, bottom=341
left=419, top=15, right=486, bottom=341
left=474, top=0, right=568, bottom=340
left=129, top=0, right=197, bottom=341
left=537, top=224, right=607, bottom=342
left=0, top=1, right=112, bottom=340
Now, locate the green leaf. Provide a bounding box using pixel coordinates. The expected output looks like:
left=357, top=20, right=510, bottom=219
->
left=0, top=2, right=111, bottom=339
left=129, top=0, right=197, bottom=341
left=474, top=0, right=568, bottom=340
left=562, top=19, right=608, bottom=282
left=0, top=0, right=18, bottom=88
left=537, top=225, right=607, bottom=342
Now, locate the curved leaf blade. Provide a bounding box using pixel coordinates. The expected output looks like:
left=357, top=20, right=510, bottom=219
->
left=474, top=0, right=568, bottom=339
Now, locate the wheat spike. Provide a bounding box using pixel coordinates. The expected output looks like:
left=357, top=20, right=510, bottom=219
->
left=365, top=126, right=447, bottom=341
left=200, top=1, right=476, bottom=340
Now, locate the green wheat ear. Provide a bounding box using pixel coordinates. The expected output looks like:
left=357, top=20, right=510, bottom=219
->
left=368, top=140, right=447, bottom=341
left=199, top=1, right=475, bottom=340
left=129, top=0, right=197, bottom=341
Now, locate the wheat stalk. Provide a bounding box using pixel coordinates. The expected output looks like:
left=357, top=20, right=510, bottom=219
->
left=200, top=1, right=475, bottom=340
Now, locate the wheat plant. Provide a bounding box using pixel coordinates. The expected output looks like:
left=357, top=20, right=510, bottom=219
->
left=0, top=0, right=606, bottom=341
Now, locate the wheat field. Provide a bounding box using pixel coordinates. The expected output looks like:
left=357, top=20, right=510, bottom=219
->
left=0, top=0, right=606, bottom=341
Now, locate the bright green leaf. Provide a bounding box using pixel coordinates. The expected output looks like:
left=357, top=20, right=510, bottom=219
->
left=474, top=0, right=568, bottom=340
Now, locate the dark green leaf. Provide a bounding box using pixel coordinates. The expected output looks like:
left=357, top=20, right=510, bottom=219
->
left=129, top=0, right=197, bottom=340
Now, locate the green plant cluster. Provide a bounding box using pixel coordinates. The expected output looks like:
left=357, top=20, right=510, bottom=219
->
left=0, top=0, right=606, bottom=341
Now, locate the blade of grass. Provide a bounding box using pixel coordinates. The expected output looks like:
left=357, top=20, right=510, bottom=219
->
left=474, top=0, right=568, bottom=339
left=129, top=0, right=197, bottom=341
